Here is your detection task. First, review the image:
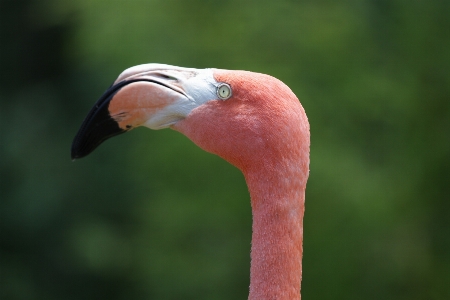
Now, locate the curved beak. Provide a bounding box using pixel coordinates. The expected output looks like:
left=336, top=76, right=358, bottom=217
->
left=71, top=64, right=217, bottom=160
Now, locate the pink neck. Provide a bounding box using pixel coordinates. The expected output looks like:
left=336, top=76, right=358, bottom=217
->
left=173, top=70, right=310, bottom=299
left=245, top=161, right=305, bottom=300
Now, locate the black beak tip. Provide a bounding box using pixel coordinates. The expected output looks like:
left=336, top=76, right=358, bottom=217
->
left=71, top=85, right=128, bottom=160
left=70, top=121, right=126, bottom=161
left=70, top=137, right=94, bottom=161
left=70, top=144, right=84, bottom=161
left=71, top=151, right=78, bottom=161
left=71, top=79, right=145, bottom=161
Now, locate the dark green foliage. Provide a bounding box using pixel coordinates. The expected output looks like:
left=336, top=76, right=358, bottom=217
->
left=1, top=0, right=449, bottom=299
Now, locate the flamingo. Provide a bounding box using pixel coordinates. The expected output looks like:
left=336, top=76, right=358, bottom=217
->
left=72, top=64, right=310, bottom=300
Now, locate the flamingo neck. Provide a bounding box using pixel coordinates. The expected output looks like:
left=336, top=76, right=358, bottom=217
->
left=173, top=70, right=310, bottom=299
left=245, top=161, right=305, bottom=300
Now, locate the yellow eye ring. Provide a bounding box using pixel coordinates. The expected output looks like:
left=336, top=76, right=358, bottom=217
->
left=217, top=83, right=232, bottom=100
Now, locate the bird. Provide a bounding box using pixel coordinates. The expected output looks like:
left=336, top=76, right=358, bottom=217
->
left=72, top=64, right=310, bottom=300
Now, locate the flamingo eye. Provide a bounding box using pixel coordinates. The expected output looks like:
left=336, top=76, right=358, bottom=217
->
left=217, top=83, right=232, bottom=100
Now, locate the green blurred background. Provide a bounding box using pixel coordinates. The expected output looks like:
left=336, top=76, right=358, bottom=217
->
left=1, top=0, right=449, bottom=299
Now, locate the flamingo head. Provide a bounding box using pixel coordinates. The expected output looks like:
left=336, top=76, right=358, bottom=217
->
left=72, top=64, right=306, bottom=171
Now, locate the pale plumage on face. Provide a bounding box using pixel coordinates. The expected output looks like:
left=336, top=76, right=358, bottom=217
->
left=72, top=64, right=223, bottom=158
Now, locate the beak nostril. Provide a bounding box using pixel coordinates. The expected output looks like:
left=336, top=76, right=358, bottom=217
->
left=155, top=73, right=177, bottom=81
